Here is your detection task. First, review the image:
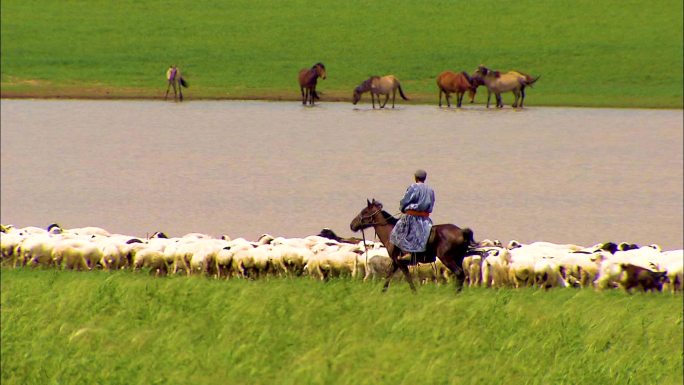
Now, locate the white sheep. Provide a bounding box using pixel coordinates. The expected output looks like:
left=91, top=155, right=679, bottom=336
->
left=594, top=246, right=663, bottom=290
left=133, top=248, right=167, bottom=276
left=273, top=244, right=313, bottom=277
left=481, top=247, right=511, bottom=288
left=51, top=238, right=103, bottom=271
left=232, top=244, right=270, bottom=279
left=658, top=250, right=683, bottom=293
left=462, top=254, right=483, bottom=287
left=1, top=231, right=25, bottom=266
left=20, top=234, right=58, bottom=267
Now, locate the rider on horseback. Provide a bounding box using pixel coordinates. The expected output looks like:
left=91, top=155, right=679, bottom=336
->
left=390, top=169, right=435, bottom=262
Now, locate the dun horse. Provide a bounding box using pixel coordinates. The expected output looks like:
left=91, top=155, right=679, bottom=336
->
left=352, top=75, right=409, bottom=109
left=472, top=65, right=540, bottom=108
left=436, top=70, right=479, bottom=108
left=350, top=199, right=475, bottom=292
left=165, top=65, right=188, bottom=102
left=298, top=62, right=327, bottom=105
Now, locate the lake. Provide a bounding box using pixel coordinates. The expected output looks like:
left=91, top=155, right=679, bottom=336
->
left=1, top=100, right=682, bottom=249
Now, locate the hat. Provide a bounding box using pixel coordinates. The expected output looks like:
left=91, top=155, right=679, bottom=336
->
left=414, top=169, right=427, bottom=179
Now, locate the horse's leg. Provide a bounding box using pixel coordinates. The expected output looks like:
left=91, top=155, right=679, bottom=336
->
left=165, top=81, right=172, bottom=100
left=438, top=90, right=443, bottom=107
left=398, top=262, right=418, bottom=292
left=381, top=94, right=389, bottom=109
left=512, top=90, right=520, bottom=108
left=382, top=261, right=401, bottom=292
left=439, top=254, right=465, bottom=293
left=496, top=93, right=503, bottom=108
left=301, top=87, right=306, bottom=104
left=178, top=80, right=183, bottom=102
left=486, top=90, right=491, bottom=108
left=310, top=87, right=316, bottom=105
left=371, top=93, right=375, bottom=109
left=457, top=92, right=463, bottom=108
left=520, top=86, right=526, bottom=108
left=391, top=89, right=396, bottom=108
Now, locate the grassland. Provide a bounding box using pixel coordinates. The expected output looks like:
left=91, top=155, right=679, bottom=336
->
left=2, top=268, right=682, bottom=385
left=1, top=0, right=682, bottom=108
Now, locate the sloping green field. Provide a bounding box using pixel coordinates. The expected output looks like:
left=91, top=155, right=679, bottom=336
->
left=2, top=269, right=682, bottom=385
left=1, top=0, right=682, bottom=107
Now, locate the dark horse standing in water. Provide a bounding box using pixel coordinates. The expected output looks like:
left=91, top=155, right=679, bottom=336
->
left=350, top=199, right=475, bottom=293
left=298, top=62, right=327, bottom=105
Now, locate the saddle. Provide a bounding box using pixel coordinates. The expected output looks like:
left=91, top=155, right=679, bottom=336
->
left=402, top=228, right=438, bottom=265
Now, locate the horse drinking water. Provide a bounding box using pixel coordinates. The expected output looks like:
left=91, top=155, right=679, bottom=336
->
left=352, top=75, right=409, bottom=109
left=350, top=199, right=475, bottom=292
left=298, top=62, right=327, bottom=105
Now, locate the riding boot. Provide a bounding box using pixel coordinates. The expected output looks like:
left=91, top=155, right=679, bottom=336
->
left=397, top=253, right=413, bottom=263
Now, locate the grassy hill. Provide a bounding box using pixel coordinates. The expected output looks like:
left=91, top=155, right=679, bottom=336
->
left=1, top=0, right=682, bottom=108
left=2, top=268, right=682, bottom=385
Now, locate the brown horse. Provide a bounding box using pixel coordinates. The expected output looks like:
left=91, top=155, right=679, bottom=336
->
left=298, top=62, right=327, bottom=105
left=436, top=70, right=479, bottom=108
left=352, top=75, right=409, bottom=109
left=472, top=65, right=540, bottom=108
left=350, top=199, right=475, bottom=292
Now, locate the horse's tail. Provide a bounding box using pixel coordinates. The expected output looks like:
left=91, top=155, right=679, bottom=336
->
left=397, top=82, right=409, bottom=101
left=525, top=75, right=540, bottom=87
left=462, top=228, right=476, bottom=247
left=180, top=77, right=189, bottom=88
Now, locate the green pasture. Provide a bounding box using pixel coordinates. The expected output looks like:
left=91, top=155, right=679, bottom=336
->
left=2, top=269, right=682, bottom=385
left=1, top=0, right=682, bottom=108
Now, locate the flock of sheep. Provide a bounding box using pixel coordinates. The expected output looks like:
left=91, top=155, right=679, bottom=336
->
left=1, top=223, right=681, bottom=293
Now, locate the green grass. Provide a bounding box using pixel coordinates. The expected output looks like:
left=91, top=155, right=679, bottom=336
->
left=2, top=268, right=682, bottom=385
left=1, top=0, right=682, bottom=108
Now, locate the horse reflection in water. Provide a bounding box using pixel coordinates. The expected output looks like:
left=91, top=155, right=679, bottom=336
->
left=352, top=75, right=409, bottom=109
left=298, top=62, right=327, bottom=105
left=350, top=199, right=475, bottom=293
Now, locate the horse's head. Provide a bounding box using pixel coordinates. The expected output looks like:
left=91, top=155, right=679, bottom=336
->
left=352, top=87, right=362, bottom=105
left=350, top=199, right=384, bottom=232
left=314, top=63, right=327, bottom=79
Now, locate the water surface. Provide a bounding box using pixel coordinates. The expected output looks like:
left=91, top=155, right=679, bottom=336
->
left=1, top=100, right=682, bottom=249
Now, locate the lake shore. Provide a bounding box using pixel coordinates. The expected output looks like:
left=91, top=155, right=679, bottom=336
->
left=2, top=88, right=681, bottom=109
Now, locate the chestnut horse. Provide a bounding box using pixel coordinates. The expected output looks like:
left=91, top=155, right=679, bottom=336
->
left=298, top=62, right=327, bottom=105
left=472, top=65, right=540, bottom=108
left=165, top=65, right=188, bottom=102
left=436, top=70, right=479, bottom=108
left=352, top=75, right=409, bottom=109
left=350, top=199, right=475, bottom=293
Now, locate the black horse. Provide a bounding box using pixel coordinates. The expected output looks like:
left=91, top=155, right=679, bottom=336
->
left=350, top=199, right=475, bottom=293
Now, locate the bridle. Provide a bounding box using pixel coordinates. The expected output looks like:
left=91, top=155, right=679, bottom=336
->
left=358, top=207, right=384, bottom=227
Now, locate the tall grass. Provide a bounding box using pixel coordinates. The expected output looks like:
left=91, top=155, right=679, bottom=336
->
left=1, top=0, right=682, bottom=107
left=2, top=268, right=682, bottom=385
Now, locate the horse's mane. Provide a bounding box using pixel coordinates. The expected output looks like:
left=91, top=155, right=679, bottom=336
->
left=381, top=210, right=399, bottom=225
left=356, top=76, right=379, bottom=93
left=461, top=71, right=473, bottom=85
